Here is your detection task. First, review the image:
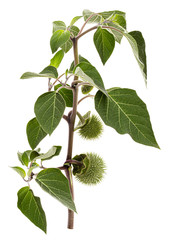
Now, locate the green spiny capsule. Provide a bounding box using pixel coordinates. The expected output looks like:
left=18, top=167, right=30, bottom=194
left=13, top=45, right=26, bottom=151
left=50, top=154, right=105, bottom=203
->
left=79, top=114, right=103, bottom=140
left=81, top=85, right=94, bottom=94
left=74, top=153, right=106, bottom=185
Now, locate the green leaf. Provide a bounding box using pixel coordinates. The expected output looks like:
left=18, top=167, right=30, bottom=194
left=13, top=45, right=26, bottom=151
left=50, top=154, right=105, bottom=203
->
left=125, top=31, right=147, bottom=82
left=69, top=55, right=90, bottom=72
left=93, top=27, right=115, bottom=65
left=81, top=85, right=94, bottom=94
left=74, top=62, right=106, bottom=95
left=60, top=39, right=73, bottom=53
left=53, top=21, right=66, bottom=33
left=69, top=25, right=80, bottom=37
left=35, top=146, right=62, bottom=161
left=83, top=9, right=102, bottom=23
left=75, top=111, right=91, bottom=131
left=99, top=10, right=126, bottom=19
left=50, top=49, right=64, bottom=68
left=111, top=14, right=126, bottom=29
left=26, top=118, right=47, bottom=150
left=54, top=84, right=73, bottom=107
left=20, top=66, right=58, bottom=79
left=70, top=16, right=82, bottom=26
left=17, top=151, right=24, bottom=165
left=36, top=168, right=76, bottom=212
left=17, top=186, right=47, bottom=233
left=11, top=167, right=26, bottom=178
left=104, top=21, right=125, bottom=43
left=27, top=163, right=39, bottom=177
left=34, top=91, right=66, bottom=135
left=50, top=30, right=70, bottom=54
left=95, top=88, right=159, bottom=148
left=21, top=150, right=32, bottom=167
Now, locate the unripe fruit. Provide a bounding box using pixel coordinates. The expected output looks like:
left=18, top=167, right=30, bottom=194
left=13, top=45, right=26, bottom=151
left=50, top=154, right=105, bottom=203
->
left=81, top=85, right=94, bottom=94
left=74, top=153, right=106, bottom=185
left=79, top=114, right=103, bottom=140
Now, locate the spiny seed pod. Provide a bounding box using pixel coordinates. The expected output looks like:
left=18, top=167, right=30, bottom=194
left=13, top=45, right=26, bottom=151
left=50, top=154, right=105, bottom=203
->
left=79, top=114, right=103, bottom=140
left=73, top=153, right=106, bottom=185
left=81, top=85, right=94, bottom=94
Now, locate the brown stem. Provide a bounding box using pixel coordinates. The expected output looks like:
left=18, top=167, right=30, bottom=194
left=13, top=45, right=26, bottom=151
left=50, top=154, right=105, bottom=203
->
left=65, top=37, right=79, bottom=229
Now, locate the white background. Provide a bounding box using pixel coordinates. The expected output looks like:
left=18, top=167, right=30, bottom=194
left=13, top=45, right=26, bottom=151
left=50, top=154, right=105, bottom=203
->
left=1, top=0, right=171, bottom=239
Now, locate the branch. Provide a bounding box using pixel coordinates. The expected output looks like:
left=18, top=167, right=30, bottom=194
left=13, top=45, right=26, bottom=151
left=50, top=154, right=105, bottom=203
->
left=78, top=95, right=94, bottom=105
left=77, top=13, right=98, bottom=36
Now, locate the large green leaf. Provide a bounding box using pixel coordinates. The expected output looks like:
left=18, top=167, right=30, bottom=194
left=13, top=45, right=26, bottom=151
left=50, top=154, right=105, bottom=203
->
left=50, top=30, right=70, bottom=54
left=36, top=168, right=76, bottom=212
left=34, top=146, right=62, bottom=161
left=94, top=27, right=115, bottom=65
left=95, top=88, right=159, bottom=148
left=26, top=118, right=47, bottom=150
left=53, top=21, right=66, bottom=33
left=20, top=66, right=58, bottom=79
left=54, top=84, right=73, bottom=107
left=125, top=31, right=147, bottom=82
left=17, top=187, right=47, bottom=233
left=50, top=49, right=64, bottom=68
left=74, top=62, right=106, bottom=95
left=11, top=166, right=26, bottom=178
left=34, top=91, right=65, bottom=135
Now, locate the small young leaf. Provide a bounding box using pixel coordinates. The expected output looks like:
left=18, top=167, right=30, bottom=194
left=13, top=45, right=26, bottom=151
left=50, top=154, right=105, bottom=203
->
left=69, top=25, right=80, bottom=37
left=50, top=49, right=64, bottom=68
left=95, top=88, right=159, bottom=148
left=112, top=14, right=126, bottom=29
left=35, top=146, right=62, bottom=161
left=70, top=16, right=82, bottom=26
left=75, top=111, right=91, bottom=131
left=27, top=163, right=39, bottom=177
left=54, top=84, right=73, bottom=107
left=74, top=62, right=106, bottom=95
left=81, top=85, right=94, bottom=94
left=50, top=30, right=70, bottom=54
left=53, top=21, right=66, bottom=33
left=36, top=168, right=76, bottom=212
left=21, top=150, right=32, bottom=167
left=17, top=186, right=47, bottom=233
left=17, top=151, right=24, bottom=165
left=26, top=118, right=47, bottom=150
left=20, top=66, right=58, bottom=79
left=125, top=31, right=147, bottom=82
left=11, top=167, right=26, bottom=178
left=93, top=27, right=115, bottom=65
left=34, top=91, right=66, bottom=135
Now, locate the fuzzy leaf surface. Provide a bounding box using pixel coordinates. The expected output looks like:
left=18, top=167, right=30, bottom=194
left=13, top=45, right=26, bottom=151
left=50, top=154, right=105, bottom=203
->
left=94, top=27, right=115, bottom=65
left=70, top=16, right=82, bottom=26
left=26, top=118, right=47, bottom=149
left=125, top=31, right=147, bottom=82
left=21, top=66, right=58, bottom=79
left=36, top=168, right=76, bottom=212
left=53, top=21, right=66, bottom=33
left=74, top=62, right=106, bottom=95
left=35, top=146, right=62, bottom=161
left=50, top=30, right=70, bottom=53
left=50, top=50, right=64, bottom=68
left=95, top=88, right=159, bottom=148
left=11, top=167, right=26, bottom=178
left=54, top=84, right=73, bottom=107
left=34, top=91, right=65, bottom=135
left=17, top=187, right=46, bottom=233
left=69, top=55, right=90, bottom=72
